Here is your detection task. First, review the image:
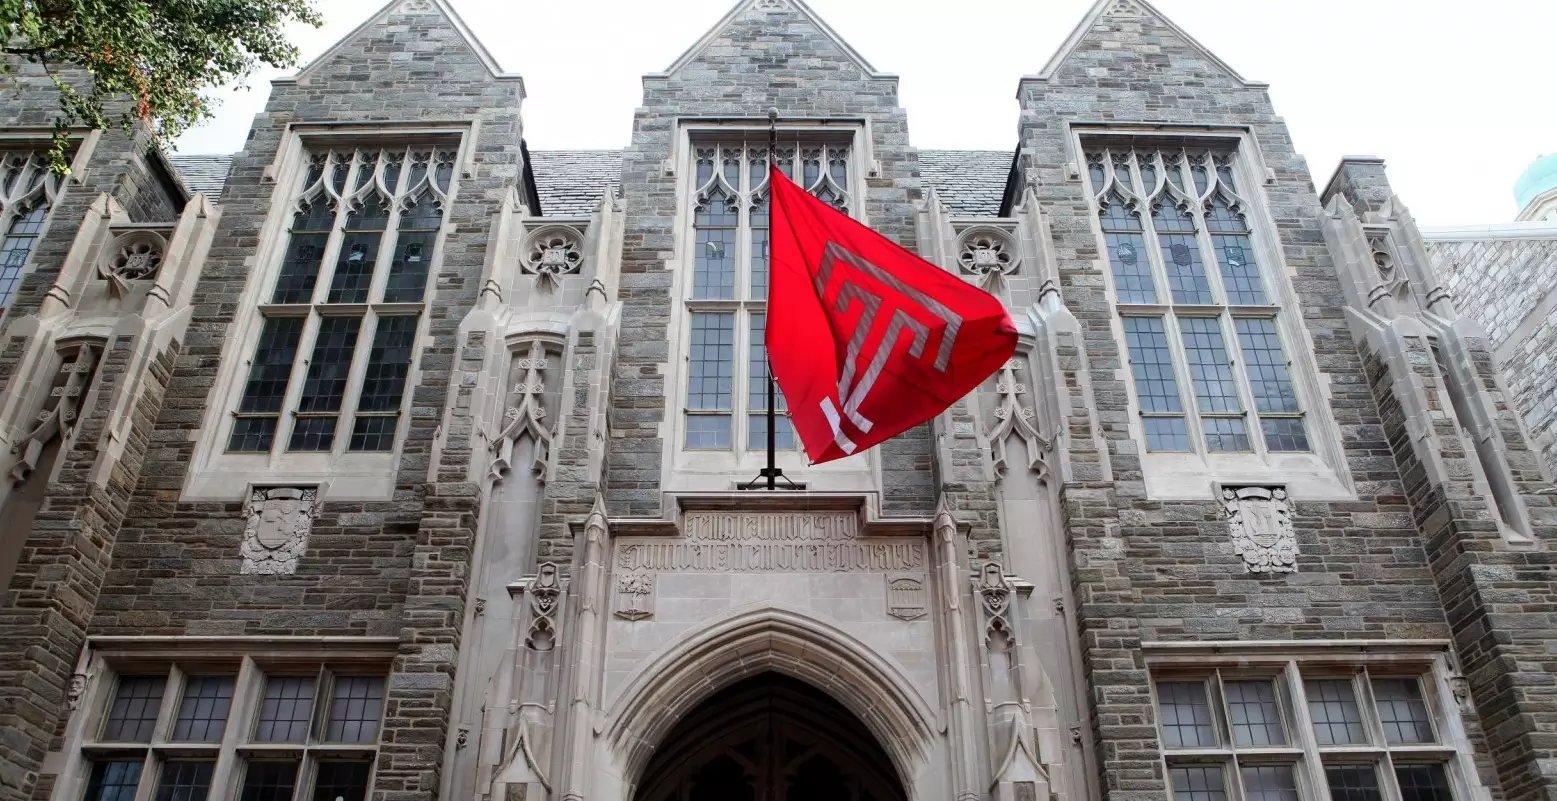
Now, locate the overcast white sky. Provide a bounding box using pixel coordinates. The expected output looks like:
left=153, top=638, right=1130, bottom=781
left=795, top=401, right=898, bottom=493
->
left=174, top=0, right=1557, bottom=226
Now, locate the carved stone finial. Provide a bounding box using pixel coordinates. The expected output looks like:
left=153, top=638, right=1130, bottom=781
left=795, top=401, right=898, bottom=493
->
left=986, top=358, right=1054, bottom=479
left=1223, top=486, right=1296, bottom=573
left=240, top=487, right=317, bottom=575
left=10, top=343, right=101, bottom=485
left=488, top=340, right=556, bottom=483
left=978, top=562, right=1015, bottom=651
left=525, top=563, right=561, bottom=651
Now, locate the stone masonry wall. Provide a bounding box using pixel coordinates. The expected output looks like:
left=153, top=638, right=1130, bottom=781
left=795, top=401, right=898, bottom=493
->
left=1015, top=5, right=1504, bottom=801
left=69, top=5, right=525, bottom=801
left=1428, top=234, right=1557, bottom=477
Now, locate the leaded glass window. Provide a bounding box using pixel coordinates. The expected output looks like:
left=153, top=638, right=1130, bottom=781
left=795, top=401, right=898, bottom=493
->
left=0, top=149, right=65, bottom=313
left=229, top=145, right=453, bottom=455
left=682, top=139, right=851, bottom=453
left=1086, top=142, right=1308, bottom=456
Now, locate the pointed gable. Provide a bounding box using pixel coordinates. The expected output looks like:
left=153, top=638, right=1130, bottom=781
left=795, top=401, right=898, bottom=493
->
left=1032, top=0, right=1261, bottom=88
left=653, top=0, right=890, bottom=80
left=287, top=0, right=521, bottom=87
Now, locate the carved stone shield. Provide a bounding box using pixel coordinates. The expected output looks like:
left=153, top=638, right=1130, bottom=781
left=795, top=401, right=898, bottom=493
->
left=241, top=487, right=316, bottom=575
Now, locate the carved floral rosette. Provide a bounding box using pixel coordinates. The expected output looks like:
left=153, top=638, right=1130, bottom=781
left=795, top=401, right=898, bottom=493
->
left=240, top=487, right=317, bottom=575
left=1223, top=486, right=1296, bottom=573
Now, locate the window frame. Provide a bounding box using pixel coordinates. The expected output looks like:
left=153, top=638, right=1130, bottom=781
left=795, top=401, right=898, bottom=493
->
left=1145, top=642, right=1480, bottom=801
left=58, top=643, right=394, bottom=801
left=1071, top=125, right=1353, bottom=501
left=664, top=121, right=879, bottom=489
left=184, top=124, right=469, bottom=503
left=0, top=144, right=71, bottom=315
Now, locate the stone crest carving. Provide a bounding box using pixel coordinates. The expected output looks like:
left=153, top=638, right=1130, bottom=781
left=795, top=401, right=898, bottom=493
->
left=1104, top=0, right=1145, bottom=16
left=396, top=0, right=435, bottom=12
left=957, top=226, right=1021, bottom=280
left=755, top=0, right=787, bottom=9
left=240, top=487, right=316, bottom=575
left=885, top=574, right=927, bottom=621
left=526, top=563, right=561, bottom=651
left=614, top=573, right=654, bottom=621
left=10, top=343, right=101, bottom=485
left=978, top=562, right=1014, bottom=651
left=488, top=340, right=555, bottom=482
left=1223, top=486, right=1296, bottom=574
left=986, top=358, right=1054, bottom=480
left=522, top=225, right=584, bottom=290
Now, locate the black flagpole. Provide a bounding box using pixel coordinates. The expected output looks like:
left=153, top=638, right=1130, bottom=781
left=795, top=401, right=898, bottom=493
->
left=741, top=107, right=796, bottom=491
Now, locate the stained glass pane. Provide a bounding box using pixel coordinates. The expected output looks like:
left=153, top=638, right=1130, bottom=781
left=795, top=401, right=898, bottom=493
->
left=1169, top=767, right=1227, bottom=801
left=325, top=677, right=384, bottom=743
left=173, top=676, right=234, bottom=742
left=1373, top=679, right=1434, bottom=744
left=328, top=235, right=378, bottom=304
left=1153, top=203, right=1212, bottom=304
left=0, top=204, right=49, bottom=310
left=1325, top=766, right=1382, bottom=801
left=1156, top=681, right=1216, bottom=748
left=238, top=762, right=298, bottom=801
left=85, top=761, right=143, bottom=801
left=1122, top=318, right=1183, bottom=415
left=1215, top=233, right=1267, bottom=305
left=155, top=761, right=214, bottom=801
left=255, top=676, right=315, bottom=743
left=1241, top=766, right=1299, bottom=801
left=1107, top=232, right=1156, bottom=304
left=1306, top=679, right=1368, bottom=745
left=272, top=202, right=334, bottom=304
left=1396, top=765, right=1453, bottom=801
left=104, top=675, right=166, bottom=741
left=694, top=188, right=737, bottom=301
left=1226, top=681, right=1285, bottom=746
left=311, top=762, right=371, bottom=801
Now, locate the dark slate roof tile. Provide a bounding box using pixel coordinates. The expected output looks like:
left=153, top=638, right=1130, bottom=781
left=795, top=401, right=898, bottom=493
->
left=918, top=149, right=1014, bottom=217
left=528, top=150, right=622, bottom=217
left=167, top=154, right=234, bottom=199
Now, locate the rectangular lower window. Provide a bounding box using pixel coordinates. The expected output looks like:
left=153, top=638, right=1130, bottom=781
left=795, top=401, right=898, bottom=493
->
left=173, top=676, right=235, bottom=742
left=240, top=762, right=299, bottom=801
left=104, top=675, right=167, bottom=742
left=155, top=761, right=215, bottom=801
left=85, top=761, right=144, bottom=801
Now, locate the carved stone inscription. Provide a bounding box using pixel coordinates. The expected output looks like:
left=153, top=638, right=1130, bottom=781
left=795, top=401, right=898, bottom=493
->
left=614, top=512, right=925, bottom=573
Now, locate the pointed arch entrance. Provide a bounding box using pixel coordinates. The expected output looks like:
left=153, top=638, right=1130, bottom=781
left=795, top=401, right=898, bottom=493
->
left=635, top=673, right=908, bottom=801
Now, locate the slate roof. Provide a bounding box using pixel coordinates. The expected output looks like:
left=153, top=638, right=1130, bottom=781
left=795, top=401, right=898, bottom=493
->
left=528, top=150, right=622, bottom=217
left=918, top=149, right=1013, bottom=217
left=163, top=148, right=1015, bottom=218
left=168, top=154, right=235, bottom=198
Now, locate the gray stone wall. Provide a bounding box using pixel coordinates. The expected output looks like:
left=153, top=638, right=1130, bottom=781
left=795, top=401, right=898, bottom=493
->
left=1428, top=234, right=1557, bottom=477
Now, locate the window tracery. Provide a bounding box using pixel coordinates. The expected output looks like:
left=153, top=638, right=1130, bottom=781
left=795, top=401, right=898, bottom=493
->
left=0, top=149, right=65, bottom=312
left=228, top=145, right=452, bottom=455
left=1087, top=143, right=1308, bottom=457
left=682, top=139, right=852, bottom=453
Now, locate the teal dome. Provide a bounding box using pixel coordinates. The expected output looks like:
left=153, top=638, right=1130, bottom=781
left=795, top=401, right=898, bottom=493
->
left=1515, top=154, right=1557, bottom=213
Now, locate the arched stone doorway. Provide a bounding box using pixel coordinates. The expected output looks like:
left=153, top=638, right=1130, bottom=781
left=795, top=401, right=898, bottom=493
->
left=635, top=673, right=909, bottom=801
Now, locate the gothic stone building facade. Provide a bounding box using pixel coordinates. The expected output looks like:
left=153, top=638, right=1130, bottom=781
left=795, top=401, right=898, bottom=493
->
left=1, top=2, right=1555, bottom=801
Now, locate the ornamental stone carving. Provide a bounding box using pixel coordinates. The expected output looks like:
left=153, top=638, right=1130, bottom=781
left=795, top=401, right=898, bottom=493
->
left=986, top=358, right=1053, bottom=480
left=885, top=574, right=927, bottom=621
left=613, top=573, right=654, bottom=621
left=957, top=226, right=1021, bottom=279
left=10, top=343, right=101, bottom=485
left=526, top=563, right=561, bottom=651
left=522, top=226, right=584, bottom=290
left=978, top=562, right=1014, bottom=651
left=240, top=487, right=316, bottom=575
left=98, top=231, right=167, bottom=297
left=488, top=340, right=556, bottom=482
left=1223, top=485, right=1296, bottom=574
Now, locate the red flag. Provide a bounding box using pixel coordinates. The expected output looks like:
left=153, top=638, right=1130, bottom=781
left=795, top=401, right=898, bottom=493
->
left=767, top=164, right=1018, bottom=465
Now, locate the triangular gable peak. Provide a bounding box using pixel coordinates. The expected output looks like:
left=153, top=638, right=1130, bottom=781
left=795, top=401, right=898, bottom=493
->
left=652, top=0, right=892, bottom=80
left=1029, top=0, right=1263, bottom=88
left=286, top=0, right=521, bottom=87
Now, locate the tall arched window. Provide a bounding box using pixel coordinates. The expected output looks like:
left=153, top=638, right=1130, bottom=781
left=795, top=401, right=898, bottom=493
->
left=0, top=150, right=64, bottom=313
left=1088, top=143, right=1309, bottom=457
left=228, top=145, right=454, bottom=455
left=681, top=139, right=851, bottom=454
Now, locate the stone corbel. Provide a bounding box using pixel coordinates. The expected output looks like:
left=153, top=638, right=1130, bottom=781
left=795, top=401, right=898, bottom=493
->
left=8, top=342, right=102, bottom=485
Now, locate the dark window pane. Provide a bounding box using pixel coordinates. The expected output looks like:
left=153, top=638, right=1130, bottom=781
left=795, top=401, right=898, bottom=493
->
left=1168, top=766, right=1227, bottom=801
left=354, top=317, right=416, bottom=413
left=296, top=316, right=362, bottom=415
left=236, top=318, right=305, bottom=415
left=156, top=761, right=214, bottom=801
left=173, top=676, right=234, bottom=742
left=384, top=230, right=433, bottom=303
left=1307, top=679, right=1368, bottom=745
left=288, top=417, right=339, bottom=453
left=271, top=202, right=334, bottom=304
left=0, top=204, right=49, bottom=310
left=1326, top=765, right=1382, bottom=801
left=1226, top=681, right=1285, bottom=746
left=255, top=676, right=315, bottom=743
left=1202, top=416, right=1251, bottom=452
left=239, top=762, right=298, bottom=801
left=1156, top=681, right=1216, bottom=748
left=228, top=418, right=280, bottom=453
left=326, top=677, right=385, bottom=743
left=1373, top=679, right=1434, bottom=744
left=311, top=762, right=371, bottom=801
left=104, top=675, right=166, bottom=741
left=1396, top=764, right=1453, bottom=801
left=1241, top=766, right=1299, bottom=801
left=1106, top=232, right=1155, bottom=304
left=346, top=194, right=389, bottom=231
left=348, top=416, right=399, bottom=453
left=85, top=760, right=144, bottom=801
